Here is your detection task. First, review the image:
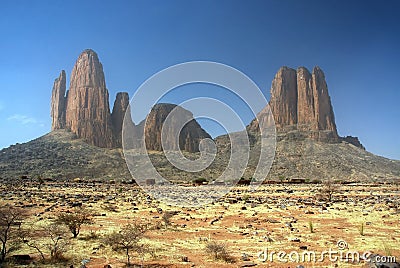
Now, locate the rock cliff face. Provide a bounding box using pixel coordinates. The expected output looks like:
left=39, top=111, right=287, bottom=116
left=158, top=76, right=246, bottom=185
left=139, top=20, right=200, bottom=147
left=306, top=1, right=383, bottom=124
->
left=142, top=103, right=211, bottom=152
left=64, top=49, right=115, bottom=148
left=50, top=49, right=211, bottom=151
left=111, top=92, right=130, bottom=147
left=50, top=70, right=67, bottom=130
left=269, top=67, right=298, bottom=128
left=296, top=67, right=315, bottom=130
left=270, top=66, right=338, bottom=138
left=250, top=66, right=362, bottom=147
left=311, top=67, right=338, bottom=134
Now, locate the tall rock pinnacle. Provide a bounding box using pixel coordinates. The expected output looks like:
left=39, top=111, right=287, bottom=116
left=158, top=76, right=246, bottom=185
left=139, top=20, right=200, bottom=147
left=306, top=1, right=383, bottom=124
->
left=64, top=49, right=114, bottom=148
left=296, top=67, right=316, bottom=130
left=311, top=66, right=337, bottom=134
left=50, top=49, right=213, bottom=151
left=269, top=67, right=298, bottom=129
left=50, top=70, right=67, bottom=130
left=251, top=66, right=340, bottom=143
left=111, top=92, right=131, bottom=147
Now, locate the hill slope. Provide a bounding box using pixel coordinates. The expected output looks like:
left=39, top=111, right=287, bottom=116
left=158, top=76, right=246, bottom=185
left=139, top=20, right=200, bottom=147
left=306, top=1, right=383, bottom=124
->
left=1, top=129, right=399, bottom=182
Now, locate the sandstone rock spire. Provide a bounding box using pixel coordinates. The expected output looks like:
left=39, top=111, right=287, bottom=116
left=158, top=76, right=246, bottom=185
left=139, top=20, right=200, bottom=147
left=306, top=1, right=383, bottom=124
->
left=269, top=66, right=298, bottom=129
left=251, top=66, right=340, bottom=143
left=50, top=70, right=67, bottom=130
left=111, top=92, right=131, bottom=147
left=311, top=66, right=337, bottom=134
left=64, top=49, right=114, bottom=148
left=296, top=66, right=316, bottom=130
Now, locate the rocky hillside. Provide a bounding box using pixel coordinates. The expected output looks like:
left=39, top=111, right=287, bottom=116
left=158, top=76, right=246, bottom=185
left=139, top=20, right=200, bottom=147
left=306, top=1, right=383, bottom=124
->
left=1, top=50, right=399, bottom=183
left=1, top=128, right=398, bottom=182
left=0, top=130, right=130, bottom=180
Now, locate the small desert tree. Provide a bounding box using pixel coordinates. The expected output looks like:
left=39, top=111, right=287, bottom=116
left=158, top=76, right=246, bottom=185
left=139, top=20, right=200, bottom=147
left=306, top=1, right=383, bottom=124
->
left=105, top=221, right=148, bottom=266
left=56, top=209, right=93, bottom=238
left=161, top=211, right=178, bottom=229
left=318, top=179, right=340, bottom=202
left=19, top=225, right=46, bottom=261
left=19, top=222, right=68, bottom=261
left=0, top=204, right=26, bottom=263
left=44, top=223, right=68, bottom=260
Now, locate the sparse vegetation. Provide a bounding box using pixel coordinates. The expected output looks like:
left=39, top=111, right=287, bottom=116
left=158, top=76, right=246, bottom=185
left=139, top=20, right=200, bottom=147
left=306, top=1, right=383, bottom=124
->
left=0, top=180, right=399, bottom=267
left=358, top=222, right=365, bottom=236
left=242, top=194, right=250, bottom=203
left=43, top=223, right=69, bottom=261
left=105, top=221, right=149, bottom=266
left=318, top=179, right=340, bottom=202
left=161, top=211, right=176, bottom=229
left=308, top=221, right=314, bottom=233
left=383, top=243, right=393, bottom=256
left=56, top=209, right=93, bottom=238
left=0, top=204, right=26, bottom=263
left=205, top=241, right=235, bottom=263
left=19, top=224, right=46, bottom=260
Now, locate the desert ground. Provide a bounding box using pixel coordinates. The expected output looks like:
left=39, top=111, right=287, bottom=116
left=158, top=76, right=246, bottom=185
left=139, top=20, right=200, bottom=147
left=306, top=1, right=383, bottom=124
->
left=0, top=179, right=399, bottom=268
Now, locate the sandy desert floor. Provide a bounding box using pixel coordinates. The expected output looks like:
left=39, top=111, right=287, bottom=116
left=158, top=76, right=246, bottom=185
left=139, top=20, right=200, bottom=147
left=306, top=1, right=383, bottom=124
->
left=1, top=180, right=399, bottom=268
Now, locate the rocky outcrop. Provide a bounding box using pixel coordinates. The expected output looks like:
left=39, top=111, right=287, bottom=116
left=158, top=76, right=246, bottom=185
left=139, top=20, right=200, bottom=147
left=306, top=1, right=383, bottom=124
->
left=111, top=92, right=130, bottom=147
left=50, top=49, right=211, bottom=151
left=64, top=49, right=114, bottom=148
left=250, top=66, right=359, bottom=145
left=341, top=136, right=365, bottom=150
left=273, top=66, right=339, bottom=142
left=50, top=70, right=67, bottom=130
left=311, top=66, right=338, bottom=135
left=141, top=103, right=211, bottom=152
left=296, top=67, right=315, bottom=130
left=269, top=67, right=298, bottom=128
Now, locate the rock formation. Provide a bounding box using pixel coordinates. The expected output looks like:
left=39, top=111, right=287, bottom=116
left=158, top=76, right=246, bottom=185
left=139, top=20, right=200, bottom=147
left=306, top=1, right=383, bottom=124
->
left=341, top=136, right=365, bottom=150
left=50, top=50, right=363, bottom=152
left=268, top=66, right=297, bottom=128
left=50, top=70, right=67, bottom=130
left=111, top=92, right=131, bottom=147
left=64, top=49, right=115, bottom=148
left=142, top=103, right=211, bottom=152
left=250, top=66, right=362, bottom=147
left=311, top=66, right=337, bottom=133
left=296, top=67, right=315, bottom=130
left=50, top=49, right=211, bottom=151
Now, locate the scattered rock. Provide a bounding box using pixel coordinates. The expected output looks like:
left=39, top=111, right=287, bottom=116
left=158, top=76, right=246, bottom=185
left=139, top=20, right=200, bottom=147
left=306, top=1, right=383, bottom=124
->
left=240, top=261, right=257, bottom=267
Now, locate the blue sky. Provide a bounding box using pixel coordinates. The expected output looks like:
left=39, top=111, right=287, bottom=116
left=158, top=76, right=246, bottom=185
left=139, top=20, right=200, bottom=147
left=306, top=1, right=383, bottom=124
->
left=0, top=0, right=399, bottom=159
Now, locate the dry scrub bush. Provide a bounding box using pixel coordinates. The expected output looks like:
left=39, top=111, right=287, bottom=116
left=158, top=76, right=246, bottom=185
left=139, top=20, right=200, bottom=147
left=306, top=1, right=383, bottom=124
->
left=317, top=179, right=340, bottom=202
left=205, top=241, right=235, bottom=263
left=19, top=222, right=69, bottom=261
left=56, top=209, right=93, bottom=238
left=104, top=221, right=150, bottom=266
left=0, top=204, right=26, bottom=263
